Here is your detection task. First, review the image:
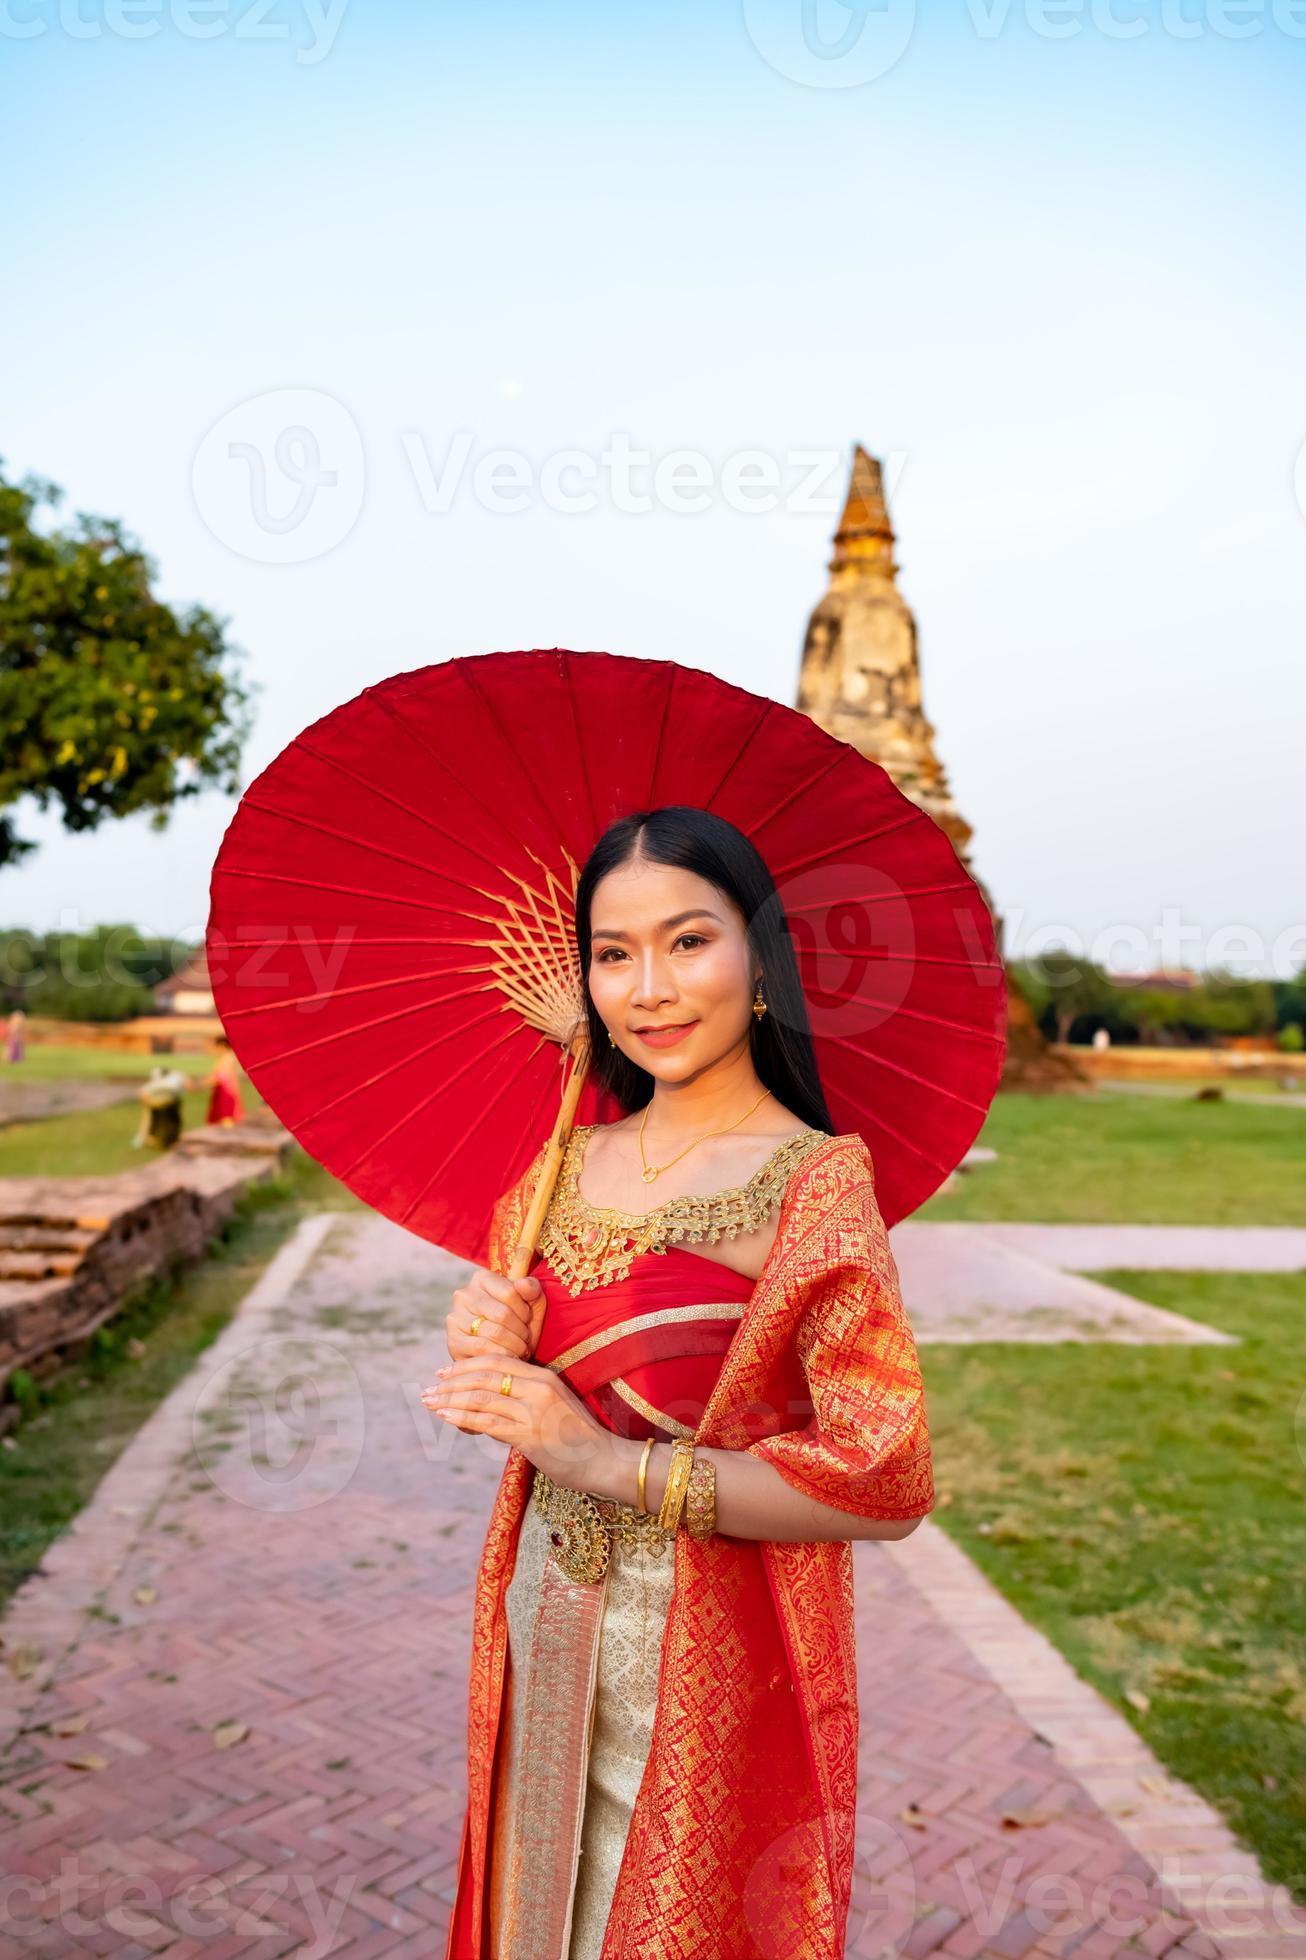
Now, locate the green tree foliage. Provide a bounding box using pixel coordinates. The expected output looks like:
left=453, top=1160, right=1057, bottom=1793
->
left=0, top=925, right=189, bottom=1021
left=1012, top=950, right=1118, bottom=1043
left=0, top=460, right=255, bottom=868
left=1010, top=956, right=1304, bottom=1046
left=1272, top=967, right=1306, bottom=1041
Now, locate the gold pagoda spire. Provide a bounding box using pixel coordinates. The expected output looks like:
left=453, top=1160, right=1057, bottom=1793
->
left=829, top=444, right=896, bottom=575
left=796, top=443, right=1086, bottom=1094
left=797, top=443, right=972, bottom=860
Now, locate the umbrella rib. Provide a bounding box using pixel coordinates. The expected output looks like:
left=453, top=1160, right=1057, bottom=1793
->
left=454, top=658, right=578, bottom=858
left=342, top=1020, right=536, bottom=1184
left=217, top=964, right=520, bottom=1019
left=768, top=805, right=927, bottom=877
left=215, top=865, right=563, bottom=945
left=381, top=1035, right=552, bottom=1216
left=218, top=934, right=508, bottom=949
left=365, top=681, right=561, bottom=856
left=832, top=1083, right=958, bottom=1179
left=558, top=654, right=598, bottom=839
left=796, top=946, right=1005, bottom=975
left=500, top=874, right=573, bottom=1003
left=823, top=996, right=1008, bottom=1044
left=292, top=736, right=520, bottom=886
left=784, top=875, right=991, bottom=910
left=475, top=852, right=586, bottom=1041
left=641, top=662, right=677, bottom=808
left=239, top=795, right=478, bottom=893
left=291, top=1004, right=514, bottom=1130
left=230, top=986, right=509, bottom=1064
left=702, top=698, right=773, bottom=808
left=739, top=744, right=849, bottom=836
left=214, top=865, right=459, bottom=916
left=833, top=1042, right=1001, bottom=1120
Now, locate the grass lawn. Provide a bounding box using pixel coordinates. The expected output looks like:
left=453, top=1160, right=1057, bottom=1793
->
left=1095, top=1077, right=1302, bottom=1101
left=0, top=1071, right=268, bottom=1177
left=0, top=1092, right=214, bottom=1177
left=4, top=1044, right=215, bottom=1082
left=920, top=1089, right=1306, bottom=1225
left=924, top=1268, right=1306, bottom=1902
left=0, top=1147, right=365, bottom=1613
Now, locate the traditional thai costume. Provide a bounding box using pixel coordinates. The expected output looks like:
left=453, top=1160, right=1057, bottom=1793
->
left=444, top=1120, right=934, bottom=1960
left=206, top=1055, right=244, bottom=1126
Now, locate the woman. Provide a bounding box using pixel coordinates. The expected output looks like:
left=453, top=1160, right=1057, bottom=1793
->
left=205, top=1034, right=244, bottom=1126
left=426, top=807, right=934, bottom=1960
left=132, top=1064, right=187, bottom=1151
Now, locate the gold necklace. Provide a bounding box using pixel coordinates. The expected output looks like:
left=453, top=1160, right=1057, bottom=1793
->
left=637, top=1087, right=773, bottom=1184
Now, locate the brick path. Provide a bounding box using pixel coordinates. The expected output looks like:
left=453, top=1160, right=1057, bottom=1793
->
left=1, top=1212, right=1301, bottom=1958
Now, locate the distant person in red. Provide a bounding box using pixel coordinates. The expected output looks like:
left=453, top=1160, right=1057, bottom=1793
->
left=205, top=1034, right=245, bottom=1126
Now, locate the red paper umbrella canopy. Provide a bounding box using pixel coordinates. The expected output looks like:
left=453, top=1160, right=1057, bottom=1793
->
left=206, top=648, right=1006, bottom=1262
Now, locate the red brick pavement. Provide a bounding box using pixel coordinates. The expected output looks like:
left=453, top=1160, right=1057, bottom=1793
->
left=0, top=1213, right=1299, bottom=1958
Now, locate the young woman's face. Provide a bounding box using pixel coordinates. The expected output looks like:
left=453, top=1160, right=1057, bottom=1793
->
left=587, top=856, right=757, bottom=1080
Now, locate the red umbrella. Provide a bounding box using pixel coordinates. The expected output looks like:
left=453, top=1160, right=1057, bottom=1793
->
left=206, top=648, right=1005, bottom=1266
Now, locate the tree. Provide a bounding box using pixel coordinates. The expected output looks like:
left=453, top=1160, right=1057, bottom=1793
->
left=0, top=460, right=255, bottom=868
left=1272, top=963, right=1306, bottom=1041
left=0, top=924, right=188, bottom=1020
left=1012, top=952, right=1118, bottom=1044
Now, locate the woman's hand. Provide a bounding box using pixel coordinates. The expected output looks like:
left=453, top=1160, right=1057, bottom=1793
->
left=445, top=1266, right=544, bottom=1363
left=421, top=1354, right=617, bottom=1489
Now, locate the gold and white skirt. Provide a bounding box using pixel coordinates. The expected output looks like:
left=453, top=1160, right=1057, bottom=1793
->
left=488, top=1470, right=678, bottom=1960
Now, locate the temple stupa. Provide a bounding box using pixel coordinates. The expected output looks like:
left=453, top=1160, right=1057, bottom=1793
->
left=797, top=446, right=975, bottom=863
left=796, top=445, right=1086, bottom=1092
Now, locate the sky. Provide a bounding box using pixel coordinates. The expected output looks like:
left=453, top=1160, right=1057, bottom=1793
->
left=2, top=0, right=1303, bottom=978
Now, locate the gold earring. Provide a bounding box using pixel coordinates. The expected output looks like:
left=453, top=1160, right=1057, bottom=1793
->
left=752, top=978, right=767, bottom=1020
left=607, top=1028, right=617, bottom=1046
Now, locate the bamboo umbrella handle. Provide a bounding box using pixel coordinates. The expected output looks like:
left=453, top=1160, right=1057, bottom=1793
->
left=506, top=1029, right=590, bottom=1280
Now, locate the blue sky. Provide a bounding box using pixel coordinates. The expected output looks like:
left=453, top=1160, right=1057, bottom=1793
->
left=2, top=0, right=1303, bottom=976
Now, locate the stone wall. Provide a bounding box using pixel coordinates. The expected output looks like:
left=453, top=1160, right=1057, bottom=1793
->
left=0, top=1126, right=293, bottom=1415
left=22, top=1016, right=222, bottom=1055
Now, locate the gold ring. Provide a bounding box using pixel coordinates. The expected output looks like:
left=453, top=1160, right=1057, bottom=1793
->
left=500, top=1373, right=513, bottom=1397
left=468, top=1314, right=482, bottom=1336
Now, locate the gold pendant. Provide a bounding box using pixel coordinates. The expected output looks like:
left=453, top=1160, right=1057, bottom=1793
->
left=641, top=1165, right=658, bottom=1183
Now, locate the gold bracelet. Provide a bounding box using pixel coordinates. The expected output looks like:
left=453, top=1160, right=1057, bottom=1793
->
left=636, top=1437, right=655, bottom=1515
left=657, top=1438, right=695, bottom=1533
left=685, top=1453, right=716, bottom=1541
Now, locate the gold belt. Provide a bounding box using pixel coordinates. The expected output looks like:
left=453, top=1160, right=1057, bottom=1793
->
left=531, top=1467, right=673, bottom=1584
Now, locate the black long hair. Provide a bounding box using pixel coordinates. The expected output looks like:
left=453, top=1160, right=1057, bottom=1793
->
left=574, top=806, right=834, bottom=1136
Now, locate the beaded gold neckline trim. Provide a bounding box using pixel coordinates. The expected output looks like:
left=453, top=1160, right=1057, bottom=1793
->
left=536, top=1122, right=829, bottom=1294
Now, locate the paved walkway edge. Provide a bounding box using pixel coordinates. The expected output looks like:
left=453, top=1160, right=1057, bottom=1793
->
left=883, top=1523, right=1305, bottom=1952
left=0, top=1210, right=340, bottom=1753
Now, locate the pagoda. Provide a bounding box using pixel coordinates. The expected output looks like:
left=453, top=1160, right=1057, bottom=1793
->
left=797, top=446, right=973, bottom=861
left=796, top=445, right=1086, bottom=1093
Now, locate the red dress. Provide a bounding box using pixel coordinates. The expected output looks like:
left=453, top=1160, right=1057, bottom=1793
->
left=444, top=1128, right=934, bottom=1959
left=533, top=1242, right=755, bottom=1442
left=207, top=1062, right=244, bottom=1125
